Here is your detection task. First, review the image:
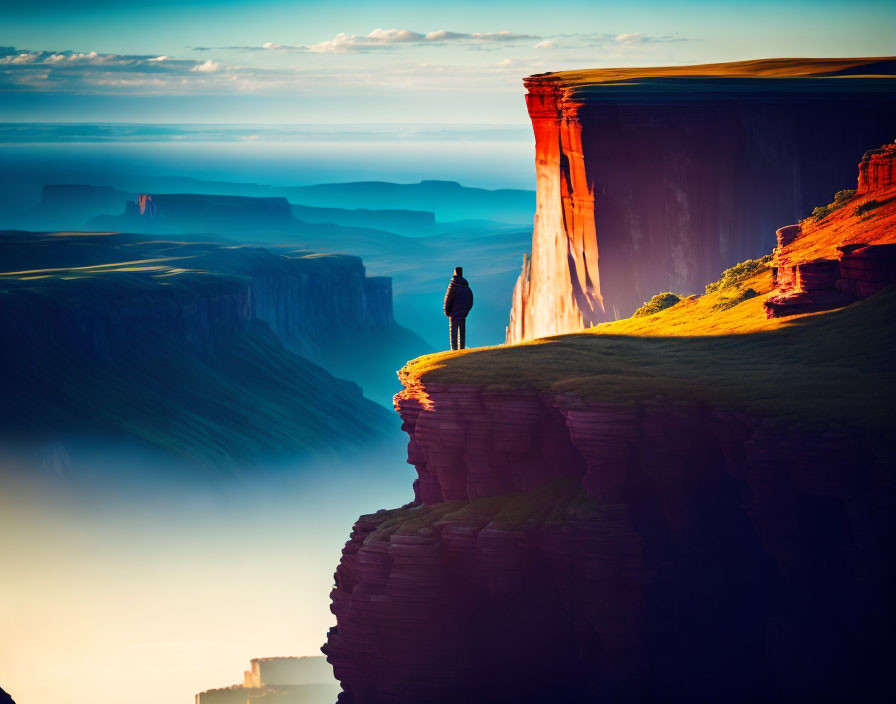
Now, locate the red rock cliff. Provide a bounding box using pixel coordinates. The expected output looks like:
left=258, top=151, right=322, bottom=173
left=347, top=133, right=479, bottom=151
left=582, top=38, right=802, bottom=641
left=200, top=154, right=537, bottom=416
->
left=324, top=375, right=895, bottom=703
left=508, top=57, right=896, bottom=342
left=765, top=141, right=896, bottom=317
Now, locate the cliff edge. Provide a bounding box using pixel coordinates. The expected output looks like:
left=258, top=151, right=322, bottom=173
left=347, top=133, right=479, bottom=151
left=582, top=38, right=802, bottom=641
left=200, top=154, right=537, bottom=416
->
left=508, top=57, right=896, bottom=342
left=323, top=144, right=896, bottom=703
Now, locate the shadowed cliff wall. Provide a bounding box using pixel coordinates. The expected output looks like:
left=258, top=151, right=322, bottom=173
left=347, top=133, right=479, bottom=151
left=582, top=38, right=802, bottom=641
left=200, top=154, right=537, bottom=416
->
left=324, top=379, right=895, bottom=703
left=508, top=58, right=896, bottom=341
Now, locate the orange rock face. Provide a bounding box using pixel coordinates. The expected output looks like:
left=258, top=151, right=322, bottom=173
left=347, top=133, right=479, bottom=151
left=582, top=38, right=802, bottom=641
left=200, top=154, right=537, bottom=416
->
left=508, top=58, right=896, bottom=343
left=766, top=141, right=896, bottom=317
left=859, top=141, right=896, bottom=194
left=507, top=79, right=603, bottom=342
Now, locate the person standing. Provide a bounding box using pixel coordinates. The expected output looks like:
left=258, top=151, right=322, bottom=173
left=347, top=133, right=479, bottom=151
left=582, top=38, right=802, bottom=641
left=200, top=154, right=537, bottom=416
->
left=443, top=266, right=473, bottom=350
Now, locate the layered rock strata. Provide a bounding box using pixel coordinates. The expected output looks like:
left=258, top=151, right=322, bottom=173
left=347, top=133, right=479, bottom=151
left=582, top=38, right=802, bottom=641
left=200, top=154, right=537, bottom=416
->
left=508, top=57, right=896, bottom=341
left=766, top=141, right=896, bottom=317
left=324, top=381, right=895, bottom=703
left=0, top=233, right=396, bottom=460
left=0, top=237, right=393, bottom=362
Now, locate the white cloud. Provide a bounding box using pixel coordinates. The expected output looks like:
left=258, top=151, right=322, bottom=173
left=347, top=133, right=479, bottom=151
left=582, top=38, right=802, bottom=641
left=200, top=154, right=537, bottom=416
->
left=614, top=33, right=648, bottom=44
left=307, top=28, right=426, bottom=53
left=366, top=28, right=426, bottom=43
left=0, top=47, right=236, bottom=92
left=192, top=60, right=220, bottom=73
left=534, top=40, right=554, bottom=49
left=271, top=28, right=544, bottom=53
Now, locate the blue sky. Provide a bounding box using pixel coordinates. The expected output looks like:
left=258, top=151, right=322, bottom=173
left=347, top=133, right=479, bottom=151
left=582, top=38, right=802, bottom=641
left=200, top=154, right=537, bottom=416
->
left=1, top=0, right=894, bottom=123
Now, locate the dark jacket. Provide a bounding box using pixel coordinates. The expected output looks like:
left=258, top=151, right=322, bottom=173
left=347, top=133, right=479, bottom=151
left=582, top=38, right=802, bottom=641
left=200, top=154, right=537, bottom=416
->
left=444, top=275, right=473, bottom=318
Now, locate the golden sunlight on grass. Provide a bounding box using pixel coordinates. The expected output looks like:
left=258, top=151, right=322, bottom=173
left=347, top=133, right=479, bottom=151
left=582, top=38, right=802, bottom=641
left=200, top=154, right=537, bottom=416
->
left=547, top=57, right=896, bottom=88
left=0, top=257, right=207, bottom=280
left=399, top=257, right=894, bottom=430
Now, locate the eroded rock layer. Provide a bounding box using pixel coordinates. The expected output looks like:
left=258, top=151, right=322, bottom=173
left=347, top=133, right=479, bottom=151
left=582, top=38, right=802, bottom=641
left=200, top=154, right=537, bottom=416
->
left=324, top=380, right=895, bottom=703
left=766, top=141, right=896, bottom=317
left=507, top=57, right=896, bottom=342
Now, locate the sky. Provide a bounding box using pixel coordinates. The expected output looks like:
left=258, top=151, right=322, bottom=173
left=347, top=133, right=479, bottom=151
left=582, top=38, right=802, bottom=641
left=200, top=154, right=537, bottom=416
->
left=0, top=444, right=414, bottom=704
left=1, top=0, right=894, bottom=124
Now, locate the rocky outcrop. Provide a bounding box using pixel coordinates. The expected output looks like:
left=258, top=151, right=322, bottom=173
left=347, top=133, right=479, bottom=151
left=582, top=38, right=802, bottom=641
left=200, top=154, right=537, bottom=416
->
left=0, top=687, right=14, bottom=704
left=765, top=242, right=896, bottom=317
left=196, top=656, right=340, bottom=704
left=859, top=141, right=896, bottom=193
left=508, top=57, right=896, bottom=342
left=323, top=377, right=895, bottom=702
left=765, top=142, right=896, bottom=317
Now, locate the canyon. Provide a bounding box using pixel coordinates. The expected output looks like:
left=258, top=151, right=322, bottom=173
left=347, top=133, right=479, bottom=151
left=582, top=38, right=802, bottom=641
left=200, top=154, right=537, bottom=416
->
left=323, top=137, right=896, bottom=701
left=13, top=183, right=532, bottom=352
left=0, top=232, right=409, bottom=464
left=507, top=57, right=896, bottom=342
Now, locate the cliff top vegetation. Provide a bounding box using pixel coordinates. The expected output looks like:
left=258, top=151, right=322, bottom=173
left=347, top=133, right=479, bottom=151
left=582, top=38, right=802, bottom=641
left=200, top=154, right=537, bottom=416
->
left=400, top=173, right=896, bottom=430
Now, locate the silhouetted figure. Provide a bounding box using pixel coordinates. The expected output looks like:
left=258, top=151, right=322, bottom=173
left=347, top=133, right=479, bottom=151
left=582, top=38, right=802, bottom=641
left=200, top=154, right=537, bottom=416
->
left=444, top=266, right=473, bottom=350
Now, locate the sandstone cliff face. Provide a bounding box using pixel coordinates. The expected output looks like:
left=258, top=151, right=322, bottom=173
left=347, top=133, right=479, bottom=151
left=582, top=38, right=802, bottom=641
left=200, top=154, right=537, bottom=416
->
left=859, top=141, right=896, bottom=194
left=766, top=141, right=896, bottom=317
left=324, top=378, right=895, bottom=703
left=508, top=58, right=896, bottom=342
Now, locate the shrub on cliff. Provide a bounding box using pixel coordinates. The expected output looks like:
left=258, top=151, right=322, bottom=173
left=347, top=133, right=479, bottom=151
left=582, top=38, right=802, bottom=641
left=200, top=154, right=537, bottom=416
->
left=713, top=287, right=758, bottom=311
left=633, top=292, right=682, bottom=317
left=705, top=254, right=772, bottom=294
left=810, top=189, right=856, bottom=221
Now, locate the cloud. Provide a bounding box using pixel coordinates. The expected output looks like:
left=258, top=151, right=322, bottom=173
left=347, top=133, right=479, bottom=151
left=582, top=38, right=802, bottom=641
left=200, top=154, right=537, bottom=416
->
left=0, top=47, right=238, bottom=92
left=613, top=32, right=657, bottom=45
left=213, top=28, right=542, bottom=54
left=426, top=30, right=539, bottom=43
left=191, top=60, right=220, bottom=73
left=550, top=32, right=690, bottom=49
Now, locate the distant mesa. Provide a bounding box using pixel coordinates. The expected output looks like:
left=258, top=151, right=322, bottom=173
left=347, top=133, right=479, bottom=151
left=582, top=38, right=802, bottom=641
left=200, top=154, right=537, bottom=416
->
left=285, top=180, right=535, bottom=225
left=21, top=178, right=534, bottom=242
left=91, top=192, right=296, bottom=234
left=289, top=202, right=436, bottom=236
left=508, top=56, right=896, bottom=342
left=196, top=656, right=340, bottom=704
